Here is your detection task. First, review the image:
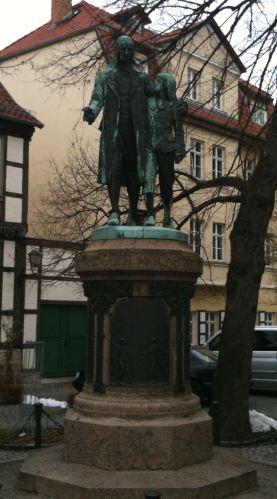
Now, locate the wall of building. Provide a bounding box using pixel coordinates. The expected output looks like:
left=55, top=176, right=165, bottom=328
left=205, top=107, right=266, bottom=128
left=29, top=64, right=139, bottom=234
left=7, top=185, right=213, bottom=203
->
left=1, top=32, right=103, bottom=234
left=1, top=22, right=276, bottom=355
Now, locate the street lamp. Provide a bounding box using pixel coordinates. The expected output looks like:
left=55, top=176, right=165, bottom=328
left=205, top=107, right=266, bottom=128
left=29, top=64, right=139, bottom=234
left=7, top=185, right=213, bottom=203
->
left=28, top=248, right=43, bottom=364
left=28, top=249, right=43, bottom=274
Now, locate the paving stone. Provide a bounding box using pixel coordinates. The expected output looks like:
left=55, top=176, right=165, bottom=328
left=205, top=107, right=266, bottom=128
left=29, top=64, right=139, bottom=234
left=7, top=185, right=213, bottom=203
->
left=0, top=452, right=27, bottom=465
left=242, top=442, right=277, bottom=467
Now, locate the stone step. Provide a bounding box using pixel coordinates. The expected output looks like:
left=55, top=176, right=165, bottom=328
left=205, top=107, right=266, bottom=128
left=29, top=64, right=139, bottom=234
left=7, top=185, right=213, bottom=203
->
left=17, top=445, right=257, bottom=499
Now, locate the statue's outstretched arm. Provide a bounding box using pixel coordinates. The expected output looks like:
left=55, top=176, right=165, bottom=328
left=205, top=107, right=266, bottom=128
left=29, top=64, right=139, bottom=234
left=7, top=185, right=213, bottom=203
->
left=83, top=73, right=105, bottom=124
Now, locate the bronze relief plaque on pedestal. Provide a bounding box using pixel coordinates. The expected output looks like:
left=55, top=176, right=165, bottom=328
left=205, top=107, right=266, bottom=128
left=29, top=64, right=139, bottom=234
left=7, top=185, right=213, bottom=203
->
left=110, top=297, right=169, bottom=386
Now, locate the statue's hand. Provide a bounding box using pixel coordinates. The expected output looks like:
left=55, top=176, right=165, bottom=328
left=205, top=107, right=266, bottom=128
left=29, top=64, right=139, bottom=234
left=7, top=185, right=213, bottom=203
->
left=175, top=154, right=184, bottom=164
left=82, top=107, right=95, bottom=125
left=176, top=99, right=188, bottom=118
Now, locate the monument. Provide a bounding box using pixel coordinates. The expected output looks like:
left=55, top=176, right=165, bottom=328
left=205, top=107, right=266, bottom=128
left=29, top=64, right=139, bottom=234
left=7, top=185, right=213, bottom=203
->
left=17, top=35, right=257, bottom=498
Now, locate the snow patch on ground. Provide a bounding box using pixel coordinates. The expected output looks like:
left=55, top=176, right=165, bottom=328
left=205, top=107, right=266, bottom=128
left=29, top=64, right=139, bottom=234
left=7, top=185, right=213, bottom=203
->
left=250, top=409, right=277, bottom=433
left=23, top=395, right=68, bottom=408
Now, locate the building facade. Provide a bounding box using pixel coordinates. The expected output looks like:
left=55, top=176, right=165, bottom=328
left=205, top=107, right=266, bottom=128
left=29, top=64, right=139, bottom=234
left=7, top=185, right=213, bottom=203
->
left=0, top=0, right=275, bottom=375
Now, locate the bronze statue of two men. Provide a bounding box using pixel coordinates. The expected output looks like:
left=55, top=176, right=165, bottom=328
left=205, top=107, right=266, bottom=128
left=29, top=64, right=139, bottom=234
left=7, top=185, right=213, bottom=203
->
left=83, top=35, right=185, bottom=228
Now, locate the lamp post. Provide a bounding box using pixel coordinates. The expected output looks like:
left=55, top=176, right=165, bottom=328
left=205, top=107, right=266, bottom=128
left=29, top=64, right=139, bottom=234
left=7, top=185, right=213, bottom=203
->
left=28, top=248, right=43, bottom=353
left=28, top=249, right=43, bottom=275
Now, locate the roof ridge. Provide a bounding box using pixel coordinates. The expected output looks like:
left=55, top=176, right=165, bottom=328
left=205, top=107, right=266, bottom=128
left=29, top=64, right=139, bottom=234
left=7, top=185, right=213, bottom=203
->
left=81, top=0, right=112, bottom=21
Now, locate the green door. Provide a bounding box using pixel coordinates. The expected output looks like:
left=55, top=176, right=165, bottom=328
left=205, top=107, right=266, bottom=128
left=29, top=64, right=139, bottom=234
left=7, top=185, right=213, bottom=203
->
left=40, top=304, right=87, bottom=377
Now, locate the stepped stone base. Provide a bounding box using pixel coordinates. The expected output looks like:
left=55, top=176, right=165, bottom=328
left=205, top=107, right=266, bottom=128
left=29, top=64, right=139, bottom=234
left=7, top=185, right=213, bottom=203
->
left=64, top=390, right=212, bottom=470
left=17, top=445, right=257, bottom=499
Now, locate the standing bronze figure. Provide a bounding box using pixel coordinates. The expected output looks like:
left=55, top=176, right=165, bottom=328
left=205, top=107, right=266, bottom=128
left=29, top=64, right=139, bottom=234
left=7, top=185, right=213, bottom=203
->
left=145, top=73, right=185, bottom=228
left=83, top=35, right=152, bottom=226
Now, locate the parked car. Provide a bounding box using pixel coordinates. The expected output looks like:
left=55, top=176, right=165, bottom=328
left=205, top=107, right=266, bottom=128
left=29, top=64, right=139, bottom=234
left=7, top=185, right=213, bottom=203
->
left=190, top=347, right=217, bottom=405
left=206, top=326, right=277, bottom=391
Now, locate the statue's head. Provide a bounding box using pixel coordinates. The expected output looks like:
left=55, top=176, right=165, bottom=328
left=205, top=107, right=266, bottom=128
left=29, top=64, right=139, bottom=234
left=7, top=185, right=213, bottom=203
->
left=116, top=35, right=134, bottom=64
left=155, top=72, right=176, bottom=101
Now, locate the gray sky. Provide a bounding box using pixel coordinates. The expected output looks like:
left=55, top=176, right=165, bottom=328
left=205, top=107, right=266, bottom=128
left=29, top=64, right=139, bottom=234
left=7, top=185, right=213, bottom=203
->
left=0, top=0, right=102, bottom=50
left=1, top=0, right=276, bottom=96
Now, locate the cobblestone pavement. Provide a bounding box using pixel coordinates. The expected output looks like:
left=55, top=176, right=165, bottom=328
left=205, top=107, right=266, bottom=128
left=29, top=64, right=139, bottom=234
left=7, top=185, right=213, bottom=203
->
left=0, top=456, right=26, bottom=499
left=0, top=444, right=277, bottom=498
left=242, top=442, right=277, bottom=467
left=0, top=451, right=27, bottom=465
left=0, top=391, right=276, bottom=498
left=249, top=391, right=277, bottom=420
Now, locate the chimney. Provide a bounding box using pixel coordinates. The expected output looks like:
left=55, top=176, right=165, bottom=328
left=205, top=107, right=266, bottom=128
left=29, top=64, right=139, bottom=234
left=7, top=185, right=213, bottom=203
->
left=51, top=0, right=72, bottom=24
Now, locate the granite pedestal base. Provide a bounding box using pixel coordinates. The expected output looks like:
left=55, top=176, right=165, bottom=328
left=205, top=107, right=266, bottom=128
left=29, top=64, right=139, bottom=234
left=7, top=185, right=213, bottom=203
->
left=64, top=388, right=212, bottom=470
left=17, top=445, right=257, bottom=499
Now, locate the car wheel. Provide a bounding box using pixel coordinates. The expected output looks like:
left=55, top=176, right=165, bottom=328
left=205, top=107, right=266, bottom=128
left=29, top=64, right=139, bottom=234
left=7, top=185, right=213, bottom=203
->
left=191, top=380, right=206, bottom=406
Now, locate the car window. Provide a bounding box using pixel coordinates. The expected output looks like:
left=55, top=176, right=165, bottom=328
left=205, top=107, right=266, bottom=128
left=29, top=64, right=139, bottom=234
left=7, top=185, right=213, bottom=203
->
left=192, top=348, right=218, bottom=363
left=209, top=334, right=221, bottom=351
left=252, top=331, right=259, bottom=349
left=210, top=331, right=257, bottom=351
left=256, top=330, right=277, bottom=351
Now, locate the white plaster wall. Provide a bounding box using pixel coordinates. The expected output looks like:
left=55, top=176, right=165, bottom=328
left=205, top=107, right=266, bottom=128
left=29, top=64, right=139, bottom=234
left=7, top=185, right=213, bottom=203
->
left=42, top=248, right=76, bottom=275
left=5, top=197, right=22, bottom=223
left=3, top=241, right=15, bottom=267
left=23, top=314, right=37, bottom=342
left=25, top=280, right=38, bottom=310
left=7, top=136, right=24, bottom=164
left=6, top=165, right=23, bottom=194
left=2, top=272, right=14, bottom=310
left=41, top=280, right=85, bottom=302
left=0, top=35, right=102, bottom=234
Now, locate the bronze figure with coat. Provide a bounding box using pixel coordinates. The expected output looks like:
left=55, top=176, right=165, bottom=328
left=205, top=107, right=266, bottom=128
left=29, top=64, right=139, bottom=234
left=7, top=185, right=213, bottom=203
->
left=83, top=35, right=153, bottom=226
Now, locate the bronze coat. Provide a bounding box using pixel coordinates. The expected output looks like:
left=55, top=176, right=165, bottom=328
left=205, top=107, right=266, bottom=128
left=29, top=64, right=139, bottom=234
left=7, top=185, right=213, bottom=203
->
left=88, top=63, right=152, bottom=186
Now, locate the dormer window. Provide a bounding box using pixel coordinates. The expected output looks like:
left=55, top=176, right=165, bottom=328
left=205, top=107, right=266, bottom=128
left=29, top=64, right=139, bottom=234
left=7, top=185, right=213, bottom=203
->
left=250, top=100, right=267, bottom=125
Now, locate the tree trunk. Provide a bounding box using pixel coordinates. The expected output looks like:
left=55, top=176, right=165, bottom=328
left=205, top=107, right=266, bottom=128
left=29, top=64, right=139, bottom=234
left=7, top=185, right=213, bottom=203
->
left=213, top=104, right=277, bottom=442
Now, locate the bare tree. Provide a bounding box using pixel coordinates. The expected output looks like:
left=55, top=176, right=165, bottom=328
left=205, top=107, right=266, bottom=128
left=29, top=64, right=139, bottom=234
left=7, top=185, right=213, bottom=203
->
left=35, top=135, right=109, bottom=242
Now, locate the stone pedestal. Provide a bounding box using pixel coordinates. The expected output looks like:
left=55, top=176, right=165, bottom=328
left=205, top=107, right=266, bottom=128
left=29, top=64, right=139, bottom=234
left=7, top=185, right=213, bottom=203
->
left=17, top=227, right=257, bottom=498
left=64, top=227, right=212, bottom=470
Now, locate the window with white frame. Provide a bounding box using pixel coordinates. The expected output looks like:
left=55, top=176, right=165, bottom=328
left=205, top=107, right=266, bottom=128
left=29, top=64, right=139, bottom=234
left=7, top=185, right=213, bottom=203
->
left=250, top=100, right=267, bottom=125
left=188, top=69, right=199, bottom=101
left=212, top=79, right=222, bottom=109
left=258, top=311, right=273, bottom=326
left=0, top=135, right=4, bottom=197
left=212, top=146, right=224, bottom=178
left=244, top=158, right=254, bottom=180
left=219, top=310, right=225, bottom=329
left=213, top=223, right=224, bottom=261
left=265, top=234, right=273, bottom=266
left=189, top=312, right=193, bottom=344
left=190, top=139, right=202, bottom=178
left=198, top=311, right=216, bottom=345
left=189, top=219, right=201, bottom=255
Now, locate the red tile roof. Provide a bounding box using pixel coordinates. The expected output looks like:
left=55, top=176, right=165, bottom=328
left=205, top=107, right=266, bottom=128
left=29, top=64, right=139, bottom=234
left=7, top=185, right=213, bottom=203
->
left=239, top=78, right=272, bottom=101
left=187, top=101, right=267, bottom=140
left=0, top=82, right=43, bottom=128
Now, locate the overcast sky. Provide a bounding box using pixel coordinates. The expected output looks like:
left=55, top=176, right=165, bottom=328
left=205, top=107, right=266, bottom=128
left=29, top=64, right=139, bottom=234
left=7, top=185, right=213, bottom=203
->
left=1, top=0, right=276, bottom=95
left=0, top=0, right=103, bottom=50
